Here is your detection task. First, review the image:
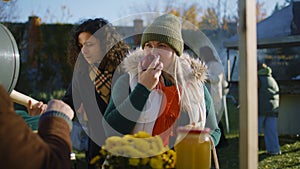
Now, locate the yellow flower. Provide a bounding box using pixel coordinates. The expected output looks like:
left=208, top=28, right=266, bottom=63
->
left=90, top=132, right=177, bottom=168
left=109, top=145, right=145, bottom=157
left=140, top=157, right=150, bottom=165
left=104, top=136, right=127, bottom=149
left=128, top=158, right=140, bottom=166
left=89, top=155, right=100, bottom=165
left=99, top=148, right=107, bottom=156
left=134, top=131, right=151, bottom=138
left=149, top=157, right=163, bottom=169
left=162, top=153, right=168, bottom=161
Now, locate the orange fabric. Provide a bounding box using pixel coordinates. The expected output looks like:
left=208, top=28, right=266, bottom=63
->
left=152, top=82, right=180, bottom=145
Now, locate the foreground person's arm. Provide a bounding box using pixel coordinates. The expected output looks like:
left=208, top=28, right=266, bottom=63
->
left=0, top=85, right=74, bottom=169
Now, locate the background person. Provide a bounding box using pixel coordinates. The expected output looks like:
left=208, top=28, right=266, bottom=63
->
left=258, top=63, right=281, bottom=155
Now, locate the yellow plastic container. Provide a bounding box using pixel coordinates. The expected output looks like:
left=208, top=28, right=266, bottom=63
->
left=175, top=127, right=211, bottom=169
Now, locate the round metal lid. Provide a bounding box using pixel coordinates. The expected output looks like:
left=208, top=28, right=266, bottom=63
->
left=0, top=23, right=20, bottom=94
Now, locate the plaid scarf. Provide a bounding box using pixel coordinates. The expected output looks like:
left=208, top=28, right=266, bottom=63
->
left=89, top=64, right=112, bottom=104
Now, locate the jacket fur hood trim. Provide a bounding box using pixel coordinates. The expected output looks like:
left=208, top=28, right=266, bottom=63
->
left=122, top=48, right=207, bottom=82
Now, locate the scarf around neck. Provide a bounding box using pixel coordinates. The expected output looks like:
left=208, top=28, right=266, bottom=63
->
left=89, top=64, right=113, bottom=104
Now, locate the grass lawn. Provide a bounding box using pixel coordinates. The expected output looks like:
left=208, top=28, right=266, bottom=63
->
left=216, top=135, right=300, bottom=169
left=73, top=92, right=300, bottom=169
left=215, top=92, right=300, bottom=169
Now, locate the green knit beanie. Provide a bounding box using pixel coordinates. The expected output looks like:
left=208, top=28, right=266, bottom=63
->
left=141, top=14, right=184, bottom=56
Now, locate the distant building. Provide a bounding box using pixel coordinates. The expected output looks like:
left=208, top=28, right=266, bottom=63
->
left=116, top=19, right=145, bottom=49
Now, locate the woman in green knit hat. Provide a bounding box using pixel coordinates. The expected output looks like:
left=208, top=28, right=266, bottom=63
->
left=103, top=13, right=220, bottom=148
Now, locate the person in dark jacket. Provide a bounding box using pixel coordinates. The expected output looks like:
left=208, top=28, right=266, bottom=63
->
left=0, top=84, right=74, bottom=169
left=61, top=18, right=129, bottom=168
left=258, top=63, right=281, bottom=155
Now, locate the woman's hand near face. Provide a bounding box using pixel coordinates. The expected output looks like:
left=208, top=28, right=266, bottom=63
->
left=138, top=55, right=163, bottom=90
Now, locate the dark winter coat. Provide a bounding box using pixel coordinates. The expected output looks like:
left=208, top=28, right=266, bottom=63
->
left=258, top=66, right=280, bottom=117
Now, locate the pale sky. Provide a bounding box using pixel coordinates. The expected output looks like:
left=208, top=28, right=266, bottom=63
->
left=10, top=0, right=287, bottom=25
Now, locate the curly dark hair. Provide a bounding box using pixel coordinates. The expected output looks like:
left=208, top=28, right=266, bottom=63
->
left=67, top=18, right=129, bottom=72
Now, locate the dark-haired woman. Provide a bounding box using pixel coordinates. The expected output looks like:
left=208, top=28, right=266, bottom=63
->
left=62, top=18, right=129, bottom=168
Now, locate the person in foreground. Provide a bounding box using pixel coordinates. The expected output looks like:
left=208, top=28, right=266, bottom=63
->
left=0, top=84, right=74, bottom=169
left=103, top=14, right=220, bottom=147
left=258, top=63, right=281, bottom=155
